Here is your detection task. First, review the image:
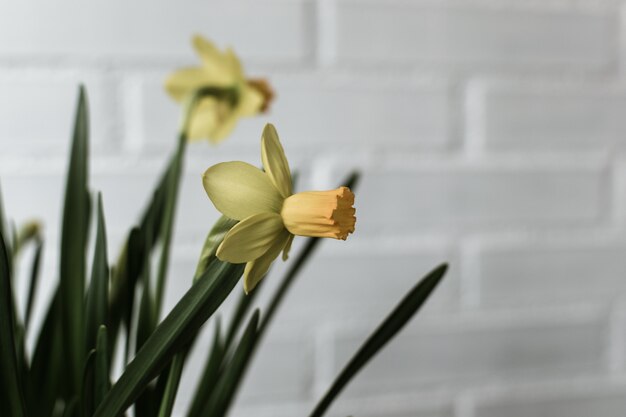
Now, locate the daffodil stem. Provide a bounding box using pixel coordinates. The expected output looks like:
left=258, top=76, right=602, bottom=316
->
left=154, top=86, right=235, bottom=316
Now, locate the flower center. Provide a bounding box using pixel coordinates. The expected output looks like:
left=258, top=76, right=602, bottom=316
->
left=281, top=186, right=356, bottom=240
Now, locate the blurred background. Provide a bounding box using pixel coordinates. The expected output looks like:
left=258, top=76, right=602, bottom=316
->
left=2, top=0, right=626, bottom=416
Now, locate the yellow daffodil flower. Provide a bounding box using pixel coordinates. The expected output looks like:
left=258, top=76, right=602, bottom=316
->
left=165, top=35, right=274, bottom=143
left=203, top=124, right=356, bottom=293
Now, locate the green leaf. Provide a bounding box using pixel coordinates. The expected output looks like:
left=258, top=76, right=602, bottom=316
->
left=308, top=263, right=448, bottom=417
left=133, top=236, right=158, bottom=417
left=157, top=350, right=186, bottom=417
left=24, top=238, right=43, bottom=328
left=187, top=318, right=224, bottom=417
left=63, top=397, right=79, bottom=417
left=193, top=216, right=238, bottom=282
left=81, top=349, right=96, bottom=417
left=0, top=225, right=26, bottom=416
left=29, top=289, right=65, bottom=417
left=93, top=259, right=244, bottom=417
left=108, top=228, right=145, bottom=355
left=85, top=193, right=109, bottom=351
left=60, top=86, right=90, bottom=392
left=200, top=310, right=259, bottom=417
left=94, top=326, right=110, bottom=410
left=154, top=135, right=187, bottom=316
left=135, top=234, right=155, bottom=355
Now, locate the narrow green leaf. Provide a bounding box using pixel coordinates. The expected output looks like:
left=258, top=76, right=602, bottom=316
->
left=60, top=86, right=90, bottom=392
left=81, top=349, right=96, bottom=417
left=94, top=325, right=110, bottom=410
left=86, top=193, right=109, bottom=351
left=193, top=216, right=238, bottom=282
left=0, top=227, right=26, bottom=416
left=24, top=238, right=43, bottom=328
left=29, top=289, right=65, bottom=417
left=94, top=260, right=244, bottom=417
left=200, top=310, right=259, bottom=417
left=154, top=135, right=187, bottom=317
left=63, top=398, right=79, bottom=417
left=187, top=318, right=224, bottom=417
left=157, top=350, right=186, bottom=417
left=135, top=233, right=155, bottom=354
left=108, top=228, right=145, bottom=354
left=133, top=235, right=158, bottom=417
left=308, top=263, right=448, bottom=417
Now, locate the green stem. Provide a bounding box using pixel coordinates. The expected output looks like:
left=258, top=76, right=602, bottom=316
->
left=154, top=86, right=236, bottom=317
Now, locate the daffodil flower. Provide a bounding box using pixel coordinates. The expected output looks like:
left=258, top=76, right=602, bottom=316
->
left=203, top=124, right=356, bottom=293
left=165, top=35, right=273, bottom=143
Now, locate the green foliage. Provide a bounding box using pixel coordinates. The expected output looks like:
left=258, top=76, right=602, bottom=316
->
left=0, top=87, right=448, bottom=417
left=0, top=212, right=26, bottom=416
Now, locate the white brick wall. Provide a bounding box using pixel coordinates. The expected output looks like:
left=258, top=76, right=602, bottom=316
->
left=3, top=1, right=626, bottom=416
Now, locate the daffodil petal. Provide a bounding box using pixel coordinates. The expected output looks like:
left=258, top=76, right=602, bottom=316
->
left=187, top=99, right=220, bottom=141
left=210, top=113, right=239, bottom=143
left=216, top=212, right=284, bottom=264
left=237, top=87, right=264, bottom=117
left=192, top=35, right=236, bottom=85
left=203, top=161, right=283, bottom=220
left=282, top=234, right=294, bottom=261
left=192, top=35, right=221, bottom=64
left=224, top=48, right=244, bottom=79
left=243, top=230, right=290, bottom=293
left=164, top=67, right=213, bottom=102
left=261, top=124, right=293, bottom=198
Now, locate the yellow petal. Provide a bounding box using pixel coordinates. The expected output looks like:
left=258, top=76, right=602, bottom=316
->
left=203, top=161, right=283, bottom=220
left=261, top=124, right=293, bottom=198
left=192, top=35, right=221, bottom=64
left=164, top=67, right=213, bottom=102
left=187, top=99, right=220, bottom=141
left=224, top=48, right=245, bottom=79
left=243, top=230, right=291, bottom=293
left=236, top=86, right=264, bottom=117
left=192, top=35, right=236, bottom=85
left=216, top=212, right=285, bottom=263
left=282, top=234, right=294, bottom=261
left=209, top=112, right=239, bottom=143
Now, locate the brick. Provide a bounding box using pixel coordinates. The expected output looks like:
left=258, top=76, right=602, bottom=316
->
left=0, top=1, right=313, bottom=63
left=132, top=73, right=451, bottom=153
left=325, top=312, right=608, bottom=397
left=470, top=81, right=626, bottom=151
left=477, top=239, right=626, bottom=307
left=475, top=383, right=626, bottom=417
left=347, top=163, right=606, bottom=234
left=334, top=2, right=615, bottom=70
left=328, top=395, right=455, bottom=417
left=0, top=71, right=116, bottom=156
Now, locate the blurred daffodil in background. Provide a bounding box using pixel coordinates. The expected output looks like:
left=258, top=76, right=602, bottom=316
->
left=203, top=123, right=356, bottom=293
left=165, top=35, right=274, bottom=143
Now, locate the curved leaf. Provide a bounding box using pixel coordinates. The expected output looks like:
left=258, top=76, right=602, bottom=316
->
left=93, top=260, right=244, bottom=417
left=0, top=224, right=26, bottom=416
left=308, top=263, right=448, bottom=417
